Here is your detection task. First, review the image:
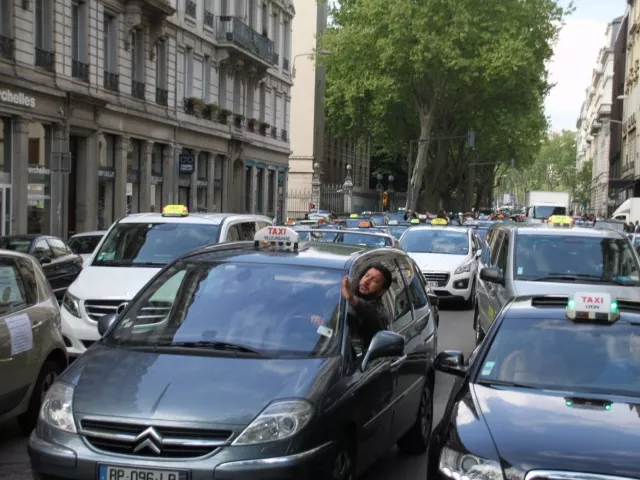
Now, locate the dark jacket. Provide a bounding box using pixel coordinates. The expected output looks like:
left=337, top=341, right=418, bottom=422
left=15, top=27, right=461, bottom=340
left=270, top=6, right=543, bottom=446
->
left=347, top=294, right=389, bottom=351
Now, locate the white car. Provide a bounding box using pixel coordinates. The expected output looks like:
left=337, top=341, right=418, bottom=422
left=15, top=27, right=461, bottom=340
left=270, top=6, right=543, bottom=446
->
left=399, top=225, right=481, bottom=309
left=60, top=208, right=273, bottom=357
left=67, top=231, right=107, bottom=267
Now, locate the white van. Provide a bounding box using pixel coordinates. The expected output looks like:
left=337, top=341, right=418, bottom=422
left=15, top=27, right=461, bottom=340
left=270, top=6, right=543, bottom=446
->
left=60, top=209, right=273, bottom=357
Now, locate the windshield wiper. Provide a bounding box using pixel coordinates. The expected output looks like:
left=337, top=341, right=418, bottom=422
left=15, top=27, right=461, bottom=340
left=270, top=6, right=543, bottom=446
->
left=155, top=340, right=266, bottom=356
left=476, top=379, right=536, bottom=389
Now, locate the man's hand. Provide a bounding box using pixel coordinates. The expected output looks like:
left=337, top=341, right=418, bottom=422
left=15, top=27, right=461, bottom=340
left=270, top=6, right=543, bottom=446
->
left=342, top=276, right=357, bottom=306
left=311, top=315, right=324, bottom=327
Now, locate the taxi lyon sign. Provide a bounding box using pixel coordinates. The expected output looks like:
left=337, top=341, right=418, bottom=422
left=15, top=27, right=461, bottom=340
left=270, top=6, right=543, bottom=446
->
left=574, top=293, right=611, bottom=314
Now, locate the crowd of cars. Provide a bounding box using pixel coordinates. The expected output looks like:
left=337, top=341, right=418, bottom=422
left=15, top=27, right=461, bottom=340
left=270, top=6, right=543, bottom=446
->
left=1, top=205, right=639, bottom=479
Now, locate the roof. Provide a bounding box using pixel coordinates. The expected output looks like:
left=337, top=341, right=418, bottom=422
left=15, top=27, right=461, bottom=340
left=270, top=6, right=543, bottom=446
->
left=0, top=248, right=39, bottom=260
left=497, top=223, right=627, bottom=239
left=185, top=241, right=372, bottom=270
left=116, top=213, right=273, bottom=225
left=69, top=231, right=107, bottom=237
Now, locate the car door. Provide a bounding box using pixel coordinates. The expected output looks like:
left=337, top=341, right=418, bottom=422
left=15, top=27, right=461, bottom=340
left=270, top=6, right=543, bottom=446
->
left=46, top=237, right=82, bottom=299
left=492, top=230, right=511, bottom=316
left=476, top=229, right=498, bottom=333
left=0, top=255, right=39, bottom=417
left=480, top=231, right=506, bottom=333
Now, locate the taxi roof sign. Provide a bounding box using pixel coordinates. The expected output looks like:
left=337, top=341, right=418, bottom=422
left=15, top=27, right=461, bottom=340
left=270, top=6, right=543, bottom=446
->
left=254, top=226, right=300, bottom=251
left=388, top=220, right=399, bottom=226
left=284, top=219, right=296, bottom=226
left=548, top=215, right=573, bottom=227
left=410, top=218, right=420, bottom=224
left=566, top=292, right=619, bottom=322
left=350, top=214, right=359, bottom=219
left=431, top=218, right=448, bottom=226
left=162, top=204, right=189, bottom=217
left=359, top=221, right=372, bottom=228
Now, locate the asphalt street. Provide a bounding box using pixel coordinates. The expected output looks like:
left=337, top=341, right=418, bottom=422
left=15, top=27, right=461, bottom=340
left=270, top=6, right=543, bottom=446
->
left=0, top=306, right=476, bottom=480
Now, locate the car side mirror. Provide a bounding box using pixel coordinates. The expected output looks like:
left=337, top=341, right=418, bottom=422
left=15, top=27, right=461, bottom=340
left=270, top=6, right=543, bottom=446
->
left=361, top=330, right=405, bottom=371
left=97, top=313, right=118, bottom=337
left=39, top=256, right=52, bottom=265
left=435, top=350, right=467, bottom=377
left=480, top=267, right=504, bottom=285
left=475, top=249, right=482, bottom=258
left=428, top=294, right=439, bottom=307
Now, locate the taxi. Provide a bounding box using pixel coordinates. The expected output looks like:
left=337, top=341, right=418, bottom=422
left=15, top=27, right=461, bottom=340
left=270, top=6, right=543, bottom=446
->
left=429, top=293, right=640, bottom=480
left=387, top=220, right=413, bottom=240
left=59, top=205, right=272, bottom=357
left=30, top=227, right=438, bottom=480
left=296, top=225, right=399, bottom=248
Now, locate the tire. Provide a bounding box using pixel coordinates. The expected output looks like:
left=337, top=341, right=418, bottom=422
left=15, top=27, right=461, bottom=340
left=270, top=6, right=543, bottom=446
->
left=474, top=307, right=485, bottom=346
left=462, top=281, right=475, bottom=310
left=17, top=359, right=62, bottom=434
left=330, top=436, right=356, bottom=480
left=397, top=381, right=434, bottom=454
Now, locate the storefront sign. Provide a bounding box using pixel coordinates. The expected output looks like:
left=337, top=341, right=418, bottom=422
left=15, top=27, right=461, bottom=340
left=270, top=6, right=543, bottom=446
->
left=99, top=168, right=115, bottom=180
left=179, top=154, right=194, bottom=174
left=151, top=175, right=163, bottom=184
left=0, top=89, right=35, bottom=108
left=178, top=176, right=191, bottom=187
left=197, top=180, right=207, bottom=188
left=28, top=166, right=50, bottom=175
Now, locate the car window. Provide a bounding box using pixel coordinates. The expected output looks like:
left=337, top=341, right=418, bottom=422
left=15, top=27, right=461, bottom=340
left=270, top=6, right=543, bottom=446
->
left=335, top=232, right=389, bottom=247
left=15, top=258, right=38, bottom=306
left=68, top=235, right=103, bottom=254
left=375, top=258, right=412, bottom=332
left=226, top=224, right=241, bottom=242
left=399, top=258, right=428, bottom=309
left=0, top=238, right=32, bottom=254
left=514, top=234, right=640, bottom=284
left=33, top=239, right=52, bottom=259
left=238, top=222, right=257, bottom=241
left=0, top=256, right=31, bottom=314
left=495, top=233, right=509, bottom=275
left=92, top=223, right=220, bottom=267
left=400, top=229, right=469, bottom=255
left=489, top=232, right=504, bottom=267
left=47, top=238, right=72, bottom=258
left=477, top=316, right=640, bottom=398
left=105, top=262, right=343, bottom=358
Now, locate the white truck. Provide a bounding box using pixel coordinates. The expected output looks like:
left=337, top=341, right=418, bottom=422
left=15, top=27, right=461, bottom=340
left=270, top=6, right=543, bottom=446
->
left=525, top=191, right=570, bottom=223
left=611, top=198, right=640, bottom=224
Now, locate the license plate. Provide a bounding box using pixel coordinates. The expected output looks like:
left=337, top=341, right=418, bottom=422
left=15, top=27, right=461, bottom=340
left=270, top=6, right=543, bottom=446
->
left=428, top=281, right=439, bottom=287
left=99, top=465, right=188, bottom=480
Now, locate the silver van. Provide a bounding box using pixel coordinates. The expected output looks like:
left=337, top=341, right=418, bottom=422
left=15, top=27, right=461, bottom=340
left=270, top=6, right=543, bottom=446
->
left=474, top=223, right=640, bottom=345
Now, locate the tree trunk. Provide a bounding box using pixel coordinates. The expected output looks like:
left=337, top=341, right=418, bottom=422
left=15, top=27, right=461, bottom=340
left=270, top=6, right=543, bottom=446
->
left=407, top=105, right=434, bottom=211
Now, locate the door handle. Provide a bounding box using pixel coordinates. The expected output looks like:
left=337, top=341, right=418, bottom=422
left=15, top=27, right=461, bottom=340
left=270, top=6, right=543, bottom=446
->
left=32, top=321, right=44, bottom=329
left=390, top=354, right=407, bottom=370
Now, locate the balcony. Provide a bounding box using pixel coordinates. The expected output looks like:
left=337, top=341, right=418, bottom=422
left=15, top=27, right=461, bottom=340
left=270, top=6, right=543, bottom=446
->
left=72, top=60, right=89, bottom=82
left=597, top=103, right=612, bottom=119
left=216, top=16, right=275, bottom=69
left=127, top=0, right=176, bottom=17
left=204, top=10, right=214, bottom=28
left=185, top=0, right=196, bottom=18
left=132, top=80, right=145, bottom=100
left=35, top=48, right=55, bottom=71
left=104, top=71, right=119, bottom=92
left=156, top=87, right=168, bottom=106
left=0, top=36, right=14, bottom=60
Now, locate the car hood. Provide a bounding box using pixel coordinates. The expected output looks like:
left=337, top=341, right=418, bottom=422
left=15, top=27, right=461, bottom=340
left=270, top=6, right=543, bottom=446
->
left=474, top=385, right=640, bottom=475
left=407, top=253, right=469, bottom=272
left=64, top=345, right=338, bottom=426
left=68, top=266, right=161, bottom=300
left=513, top=280, right=640, bottom=299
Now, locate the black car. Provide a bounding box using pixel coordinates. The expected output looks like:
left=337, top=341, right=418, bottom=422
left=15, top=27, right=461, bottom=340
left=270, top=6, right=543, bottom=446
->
left=0, top=234, right=82, bottom=301
left=30, top=227, right=439, bottom=480
left=429, top=293, right=640, bottom=480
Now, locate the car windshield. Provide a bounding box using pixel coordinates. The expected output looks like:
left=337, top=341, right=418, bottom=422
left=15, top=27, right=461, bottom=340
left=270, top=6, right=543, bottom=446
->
left=388, top=226, right=409, bottom=239
left=533, top=205, right=566, bottom=219
left=475, top=228, right=490, bottom=241
left=514, top=234, right=640, bottom=284
left=104, top=262, right=343, bottom=358
left=335, top=232, right=389, bottom=247
left=345, top=219, right=363, bottom=227
left=93, top=223, right=220, bottom=267
left=370, top=215, right=386, bottom=225
left=387, top=213, right=406, bottom=222
left=477, top=316, right=640, bottom=398
left=68, top=235, right=103, bottom=254
left=400, top=229, right=469, bottom=255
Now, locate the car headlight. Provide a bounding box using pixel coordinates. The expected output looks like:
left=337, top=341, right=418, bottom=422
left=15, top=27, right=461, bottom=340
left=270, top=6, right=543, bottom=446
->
left=39, top=382, right=77, bottom=433
left=232, top=400, right=314, bottom=445
left=455, top=262, right=472, bottom=275
left=439, top=446, right=503, bottom=480
left=62, top=292, right=81, bottom=318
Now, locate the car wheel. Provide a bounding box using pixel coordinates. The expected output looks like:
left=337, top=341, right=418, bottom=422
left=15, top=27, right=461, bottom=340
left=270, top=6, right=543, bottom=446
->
left=397, top=381, right=434, bottom=454
left=331, top=437, right=356, bottom=480
left=462, top=281, right=475, bottom=310
left=474, top=308, right=485, bottom=346
left=17, top=360, right=62, bottom=434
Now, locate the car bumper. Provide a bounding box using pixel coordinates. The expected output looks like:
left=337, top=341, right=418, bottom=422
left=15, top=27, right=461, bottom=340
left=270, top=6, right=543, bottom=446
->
left=430, top=271, right=473, bottom=302
left=29, top=426, right=335, bottom=480
left=60, top=307, right=100, bottom=357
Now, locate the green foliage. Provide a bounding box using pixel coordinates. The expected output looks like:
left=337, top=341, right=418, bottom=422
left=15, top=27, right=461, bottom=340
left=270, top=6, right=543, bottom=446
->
left=318, top=0, right=571, bottom=210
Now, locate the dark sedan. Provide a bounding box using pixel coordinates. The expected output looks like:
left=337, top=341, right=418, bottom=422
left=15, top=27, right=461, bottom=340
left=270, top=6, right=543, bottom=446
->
left=429, top=293, right=640, bottom=480
left=0, top=234, right=82, bottom=301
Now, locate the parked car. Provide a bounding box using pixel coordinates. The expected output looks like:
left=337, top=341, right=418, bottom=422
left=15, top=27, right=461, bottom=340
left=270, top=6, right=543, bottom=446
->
left=67, top=231, right=107, bottom=266
left=0, top=249, right=67, bottom=432
left=0, top=235, right=83, bottom=303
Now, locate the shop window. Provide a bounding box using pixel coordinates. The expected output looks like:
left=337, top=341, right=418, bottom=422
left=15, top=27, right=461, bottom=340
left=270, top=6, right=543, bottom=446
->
left=267, top=169, right=274, bottom=213
left=245, top=166, right=252, bottom=212
left=256, top=168, right=264, bottom=213
left=128, top=139, right=142, bottom=214
left=98, top=134, right=116, bottom=230
left=27, top=123, right=51, bottom=235
left=151, top=143, right=164, bottom=213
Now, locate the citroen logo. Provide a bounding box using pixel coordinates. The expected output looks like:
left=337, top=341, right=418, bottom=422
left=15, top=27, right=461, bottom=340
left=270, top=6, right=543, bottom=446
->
left=133, top=427, right=163, bottom=455
left=117, top=302, right=129, bottom=315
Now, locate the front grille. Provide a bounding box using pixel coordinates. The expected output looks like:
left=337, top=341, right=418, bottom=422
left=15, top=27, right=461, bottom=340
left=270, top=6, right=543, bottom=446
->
left=423, top=272, right=450, bottom=288
left=80, top=418, right=232, bottom=458
left=84, top=300, right=172, bottom=322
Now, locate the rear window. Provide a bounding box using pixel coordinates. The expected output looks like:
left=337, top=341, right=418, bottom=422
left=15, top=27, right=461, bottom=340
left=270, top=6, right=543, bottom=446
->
left=68, top=235, right=104, bottom=255
left=400, top=229, right=469, bottom=255
left=0, top=238, right=31, bottom=254
left=533, top=206, right=566, bottom=219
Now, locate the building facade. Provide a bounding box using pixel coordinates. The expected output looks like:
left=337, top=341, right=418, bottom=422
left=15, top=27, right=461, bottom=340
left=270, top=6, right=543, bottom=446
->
left=575, top=17, right=621, bottom=216
left=609, top=12, right=628, bottom=210
left=0, top=0, right=293, bottom=238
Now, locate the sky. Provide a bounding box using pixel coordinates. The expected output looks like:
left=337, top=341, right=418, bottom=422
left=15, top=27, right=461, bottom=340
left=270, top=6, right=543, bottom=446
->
left=546, top=0, right=627, bottom=131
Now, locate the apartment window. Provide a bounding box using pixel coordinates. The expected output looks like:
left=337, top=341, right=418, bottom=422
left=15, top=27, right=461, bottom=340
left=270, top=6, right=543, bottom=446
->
left=246, top=81, right=254, bottom=119
left=272, top=90, right=277, bottom=127
left=272, top=12, right=279, bottom=54
left=283, top=19, right=290, bottom=62
left=131, top=29, right=146, bottom=99
left=248, top=0, right=256, bottom=28
left=103, top=14, right=118, bottom=91
left=204, top=0, right=214, bottom=28
left=34, top=0, right=54, bottom=70
left=203, top=55, right=211, bottom=102
left=0, top=3, right=13, bottom=60
left=221, top=0, right=229, bottom=16
left=259, top=83, right=266, bottom=122
left=219, top=67, right=227, bottom=108
left=155, top=40, right=168, bottom=106
left=233, top=74, right=242, bottom=113
left=72, top=2, right=88, bottom=81
left=262, top=2, right=268, bottom=36
left=184, top=48, right=194, bottom=97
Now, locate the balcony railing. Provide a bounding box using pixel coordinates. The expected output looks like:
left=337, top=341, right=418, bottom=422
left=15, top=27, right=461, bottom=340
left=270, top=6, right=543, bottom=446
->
left=185, top=0, right=196, bottom=18
left=156, top=87, right=168, bottom=106
left=204, top=10, right=214, bottom=28
left=72, top=59, right=89, bottom=82
left=216, top=16, right=275, bottom=65
left=0, top=36, right=14, bottom=60
left=35, top=48, right=55, bottom=71
left=104, top=71, right=119, bottom=92
left=132, top=80, right=145, bottom=100
left=283, top=57, right=290, bottom=71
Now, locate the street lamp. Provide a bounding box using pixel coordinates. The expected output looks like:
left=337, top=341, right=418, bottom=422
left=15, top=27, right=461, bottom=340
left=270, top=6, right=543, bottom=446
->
left=292, top=50, right=332, bottom=79
left=387, top=175, right=395, bottom=210
left=376, top=174, right=384, bottom=211
left=343, top=164, right=353, bottom=214
left=311, top=162, right=321, bottom=210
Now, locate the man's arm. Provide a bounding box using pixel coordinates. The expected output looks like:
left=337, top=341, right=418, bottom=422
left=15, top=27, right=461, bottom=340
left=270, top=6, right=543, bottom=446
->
left=348, top=296, right=388, bottom=333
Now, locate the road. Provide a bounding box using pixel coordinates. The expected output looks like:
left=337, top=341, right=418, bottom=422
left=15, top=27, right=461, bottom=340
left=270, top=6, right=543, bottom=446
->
left=0, top=306, right=475, bottom=480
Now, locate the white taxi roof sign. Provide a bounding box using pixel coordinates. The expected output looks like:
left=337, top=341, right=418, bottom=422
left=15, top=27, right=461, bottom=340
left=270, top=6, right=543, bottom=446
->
left=548, top=215, right=573, bottom=227
left=162, top=204, right=189, bottom=217
left=566, top=292, right=618, bottom=322
left=254, top=226, right=300, bottom=251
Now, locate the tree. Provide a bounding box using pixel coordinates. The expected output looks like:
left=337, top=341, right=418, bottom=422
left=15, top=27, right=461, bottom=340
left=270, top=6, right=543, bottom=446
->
left=319, top=0, right=569, bottom=211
